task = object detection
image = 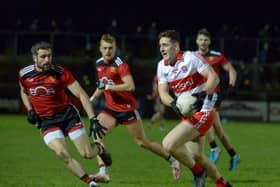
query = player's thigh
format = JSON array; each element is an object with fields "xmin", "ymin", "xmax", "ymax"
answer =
[
  {"xmin": 126, "ymin": 120, "xmax": 147, "ymax": 140},
  {"xmin": 213, "ymin": 111, "xmax": 225, "ymax": 135},
  {"xmin": 47, "ymin": 137, "xmax": 71, "ymax": 159},
  {"xmin": 163, "ymin": 121, "xmax": 200, "ymax": 150},
  {"xmin": 186, "ymin": 136, "xmax": 206, "ymax": 158},
  {"xmin": 97, "ymin": 112, "xmax": 117, "ymax": 134},
  {"xmin": 72, "ymin": 133, "xmax": 94, "ymax": 157}
]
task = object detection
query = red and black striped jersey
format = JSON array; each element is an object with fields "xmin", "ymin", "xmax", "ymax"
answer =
[
  {"xmin": 18, "ymin": 64, "xmax": 75, "ymax": 117},
  {"xmin": 195, "ymin": 50, "xmax": 228, "ymax": 93},
  {"xmin": 96, "ymin": 56, "xmax": 138, "ymax": 112}
]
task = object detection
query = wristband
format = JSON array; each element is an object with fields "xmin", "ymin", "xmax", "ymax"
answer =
[{"xmin": 105, "ymin": 84, "xmax": 110, "ymax": 90}]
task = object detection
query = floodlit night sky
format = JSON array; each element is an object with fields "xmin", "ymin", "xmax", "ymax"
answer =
[{"xmin": 0, "ymin": 0, "xmax": 278, "ymax": 34}]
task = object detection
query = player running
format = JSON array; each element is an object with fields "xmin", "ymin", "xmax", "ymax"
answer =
[
  {"xmin": 195, "ymin": 28, "xmax": 240, "ymax": 170},
  {"xmin": 89, "ymin": 34, "xmax": 181, "ymax": 183},
  {"xmin": 157, "ymin": 30, "xmax": 232, "ymax": 187},
  {"xmin": 19, "ymin": 41, "xmax": 111, "ymax": 187}
]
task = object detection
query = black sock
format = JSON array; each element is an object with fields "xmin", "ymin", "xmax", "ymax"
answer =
[
  {"xmin": 228, "ymin": 148, "xmax": 236, "ymax": 157},
  {"xmin": 80, "ymin": 174, "xmax": 92, "ymax": 184},
  {"xmin": 209, "ymin": 141, "xmax": 217, "ymax": 148}
]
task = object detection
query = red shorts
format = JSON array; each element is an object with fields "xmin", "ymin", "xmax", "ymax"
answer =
[{"xmin": 182, "ymin": 111, "xmax": 214, "ymax": 136}]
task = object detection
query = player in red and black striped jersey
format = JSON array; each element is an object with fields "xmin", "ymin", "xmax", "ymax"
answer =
[
  {"xmin": 18, "ymin": 41, "xmax": 111, "ymax": 187},
  {"xmin": 89, "ymin": 34, "xmax": 181, "ymax": 183},
  {"xmin": 195, "ymin": 28, "xmax": 240, "ymax": 171}
]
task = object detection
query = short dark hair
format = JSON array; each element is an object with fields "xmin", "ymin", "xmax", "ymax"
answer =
[
  {"xmin": 100, "ymin": 34, "xmax": 116, "ymax": 44},
  {"xmin": 158, "ymin": 30, "xmax": 181, "ymax": 43},
  {"xmin": 31, "ymin": 41, "xmax": 52, "ymax": 56},
  {"xmin": 197, "ymin": 28, "xmax": 211, "ymax": 38}
]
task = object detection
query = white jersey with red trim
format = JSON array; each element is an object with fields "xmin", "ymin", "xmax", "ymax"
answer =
[{"xmin": 157, "ymin": 51, "xmax": 216, "ymax": 111}]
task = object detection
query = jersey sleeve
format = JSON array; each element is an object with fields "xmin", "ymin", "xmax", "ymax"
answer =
[
  {"xmin": 157, "ymin": 61, "xmax": 167, "ymax": 85},
  {"xmin": 118, "ymin": 62, "xmax": 131, "ymax": 78},
  {"xmin": 220, "ymin": 55, "xmax": 228, "ymax": 66},
  {"xmin": 192, "ymin": 53, "xmax": 209, "ymax": 74},
  {"xmin": 61, "ymin": 67, "xmax": 76, "ymax": 86}
]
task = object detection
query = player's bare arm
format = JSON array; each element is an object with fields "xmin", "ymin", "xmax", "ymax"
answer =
[
  {"xmin": 108, "ymin": 74, "xmax": 135, "ymax": 92},
  {"xmin": 19, "ymin": 82, "xmax": 32, "ymax": 111},
  {"xmin": 90, "ymin": 88, "xmax": 104, "ymax": 103},
  {"xmin": 158, "ymin": 83, "xmax": 174, "ymax": 107},
  {"xmin": 200, "ymin": 66, "xmax": 220, "ymax": 94},
  {"xmin": 68, "ymin": 80, "xmax": 95, "ymax": 119},
  {"xmin": 223, "ymin": 63, "xmax": 237, "ymax": 86}
]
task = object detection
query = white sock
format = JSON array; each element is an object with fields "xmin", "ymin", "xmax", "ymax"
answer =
[
  {"xmin": 168, "ymin": 156, "xmax": 176, "ymax": 163},
  {"xmin": 99, "ymin": 166, "xmax": 107, "ymax": 175}
]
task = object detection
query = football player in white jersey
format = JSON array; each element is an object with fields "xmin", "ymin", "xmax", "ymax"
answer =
[{"xmin": 157, "ymin": 30, "xmax": 232, "ymax": 187}]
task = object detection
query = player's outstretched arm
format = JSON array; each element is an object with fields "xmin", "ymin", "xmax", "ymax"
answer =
[{"xmin": 68, "ymin": 80, "xmax": 95, "ymax": 119}]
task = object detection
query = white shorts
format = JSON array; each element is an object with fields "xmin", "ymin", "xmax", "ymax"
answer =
[{"xmin": 43, "ymin": 126, "xmax": 86, "ymax": 145}]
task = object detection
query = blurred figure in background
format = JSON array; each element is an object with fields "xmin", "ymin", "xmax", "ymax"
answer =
[
  {"xmin": 195, "ymin": 28, "xmax": 240, "ymax": 171},
  {"xmin": 147, "ymin": 75, "xmax": 166, "ymax": 131}
]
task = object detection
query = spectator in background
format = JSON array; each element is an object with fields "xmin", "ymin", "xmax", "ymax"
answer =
[
  {"xmin": 50, "ymin": 19, "xmax": 60, "ymax": 33},
  {"xmin": 89, "ymin": 34, "xmax": 181, "ymax": 183},
  {"xmin": 106, "ymin": 18, "xmax": 121, "ymax": 39},
  {"xmin": 29, "ymin": 18, "xmax": 39, "ymax": 32},
  {"xmin": 82, "ymin": 43, "xmax": 96, "ymax": 93},
  {"xmin": 18, "ymin": 41, "xmax": 111, "ymax": 187},
  {"xmin": 258, "ymin": 24, "xmax": 271, "ymax": 64},
  {"xmin": 148, "ymin": 21, "xmax": 158, "ymax": 42},
  {"xmin": 64, "ymin": 18, "xmax": 74, "ymax": 32},
  {"xmin": 195, "ymin": 28, "xmax": 240, "ymax": 171}
]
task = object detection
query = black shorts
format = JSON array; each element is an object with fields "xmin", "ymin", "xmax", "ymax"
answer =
[
  {"xmin": 102, "ymin": 107, "xmax": 141, "ymax": 125},
  {"xmin": 40, "ymin": 105, "xmax": 83, "ymax": 135},
  {"xmin": 214, "ymin": 93, "xmax": 223, "ymax": 109}
]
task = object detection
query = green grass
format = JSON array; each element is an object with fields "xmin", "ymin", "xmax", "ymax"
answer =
[{"xmin": 1, "ymin": 114, "xmax": 280, "ymax": 187}]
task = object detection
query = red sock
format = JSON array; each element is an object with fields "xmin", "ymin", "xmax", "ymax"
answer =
[
  {"xmin": 216, "ymin": 177, "xmax": 227, "ymax": 186},
  {"xmin": 191, "ymin": 163, "xmax": 203, "ymax": 175},
  {"xmin": 80, "ymin": 174, "xmax": 92, "ymax": 184}
]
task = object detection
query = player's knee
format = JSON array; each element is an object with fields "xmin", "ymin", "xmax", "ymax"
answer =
[
  {"xmin": 135, "ymin": 139, "xmax": 146, "ymax": 148},
  {"xmin": 194, "ymin": 153, "xmax": 204, "ymax": 163},
  {"xmin": 80, "ymin": 150, "xmax": 95, "ymax": 159},
  {"xmin": 162, "ymin": 139, "xmax": 176, "ymax": 153},
  {"xmin": 55, "ymin": 150, "xmax": 72, "ymax": 163}
]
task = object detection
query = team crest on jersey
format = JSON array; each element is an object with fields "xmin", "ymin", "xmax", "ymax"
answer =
[
  {"xmin": 110, "ymin": 67, "xmax": 116, "ymax": 72},
  {"xmin": 181, "ymin": 66, "xmax": 188, "ymax": 72},
  {"xmin": 209, "ymin": 56, "xmax": 214, "ymax": 61},
  {"xmin": 48, "ymin": 76, "xmax": 56, "ymax": 82},
  {"xmin": 172, "ymin": 69, "xmax": 178, "ymax": 74}
]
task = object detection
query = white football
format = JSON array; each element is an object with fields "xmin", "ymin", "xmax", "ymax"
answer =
[{"xmin": 176, "ymin": 92, "xmax": 197, "ymax": 117}]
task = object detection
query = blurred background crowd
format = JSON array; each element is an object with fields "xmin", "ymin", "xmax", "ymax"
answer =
[{"xmin": 0, "ymin": 14, "xmax": 279, "ymax": 118}]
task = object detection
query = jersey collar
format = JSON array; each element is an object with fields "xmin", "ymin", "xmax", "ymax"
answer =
[{"xmin": 164, "ymin": 51, "xmax": 183, "ymax": 66}]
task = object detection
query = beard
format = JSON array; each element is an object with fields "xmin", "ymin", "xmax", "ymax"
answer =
[{"xmin": 36, "ymin": 63, "xmax": 51, "ymax": 72}]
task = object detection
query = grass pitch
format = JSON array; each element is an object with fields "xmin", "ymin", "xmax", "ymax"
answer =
[{"xmin": 1, "ymin": 114, "xmax": 280, "ymax": 187}]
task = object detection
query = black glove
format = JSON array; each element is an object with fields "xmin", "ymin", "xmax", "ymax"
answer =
[
  {"xmin": 27, "ymin": 109, "xmax": 41, "ymax": 128},
  {"xmin": 96, "ymin": 80, "xmax": 108, "ymax": 90},
  {"xmin": 226, "ymin": 84, "xmax": 236, "ymax": 98},
  {"xmin": 170, "ymin": 100, "xmax": 183, "ymax": 118},
  {"xmin": 191, "ymin": 91, "xmax": 207, "ymax": 112},
  {"xmin": 89, "ymin": 117, "xmax": 107, "ymax": 139}
]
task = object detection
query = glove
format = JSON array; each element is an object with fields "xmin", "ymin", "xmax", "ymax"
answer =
[
  {"xmin": 96, "ymin": 80, "xmax": 110, "ymax": 90},
  {"xmin": 27, "ymin": 109, "xmax": 41, "ymax": 128},
  {"xmin": 226, "ymin": 84, "xmax": 236, "ymax": 98},
  {"xmin": 191, "ymin": 91, "xmax": 207, "ymax": 112},
  {"xmin": 89, "ymin": 117, "xmax": 107, "ymax": 139},
  {"xmin": 170, "ymin": 100, "xmax": 183, "ymax": 118}
]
